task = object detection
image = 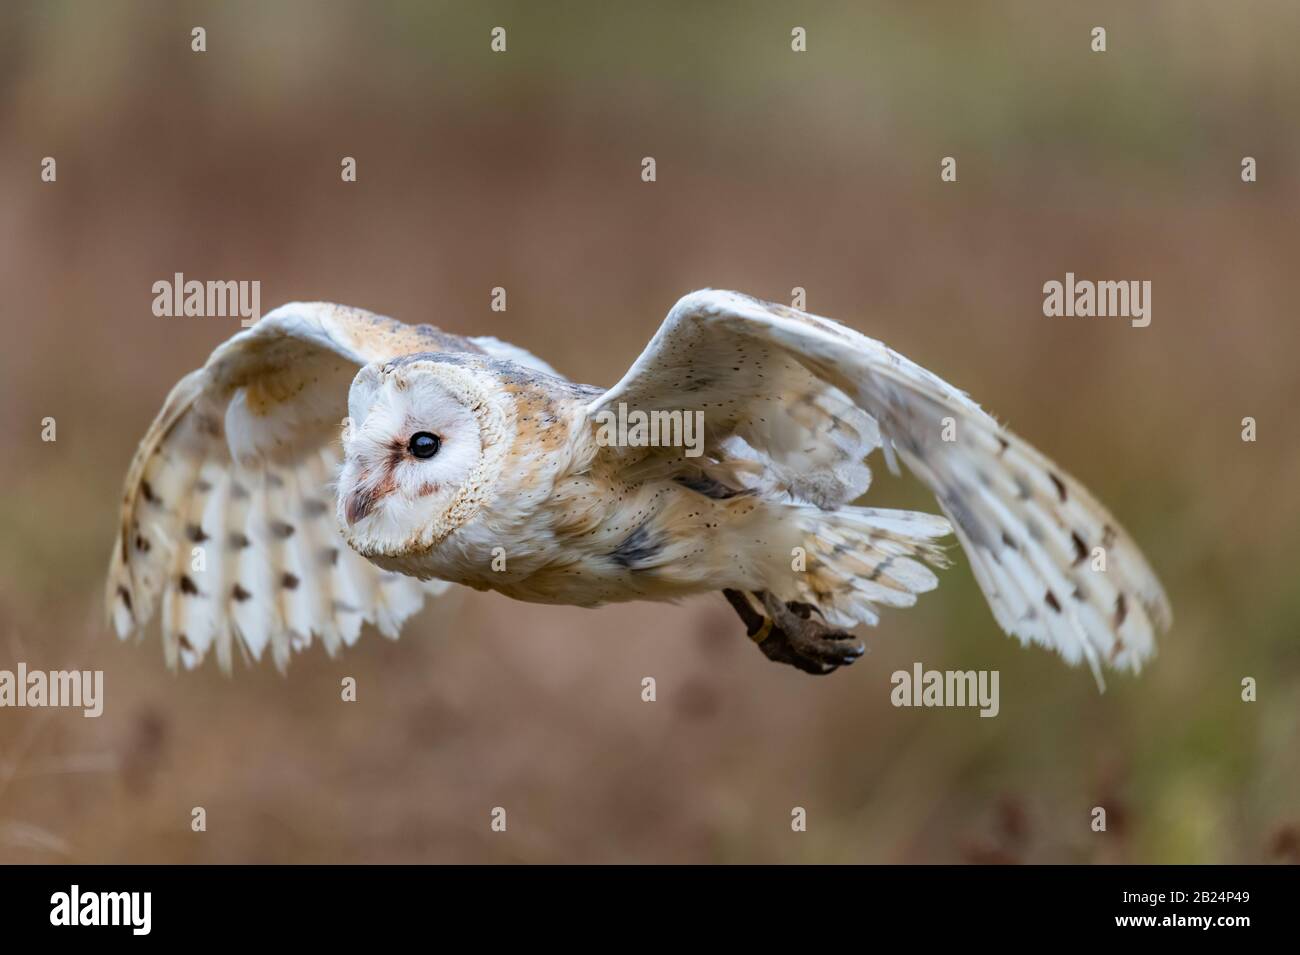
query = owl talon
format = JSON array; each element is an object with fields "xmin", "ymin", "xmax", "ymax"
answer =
[{"xmin": 722, "ymin": 589, "xmax": 865, "ymax": 675}]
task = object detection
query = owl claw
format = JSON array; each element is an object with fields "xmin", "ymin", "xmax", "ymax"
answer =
[{"xmin": 721, "ymin": 589, "xmax": 865, "ymax": 675}]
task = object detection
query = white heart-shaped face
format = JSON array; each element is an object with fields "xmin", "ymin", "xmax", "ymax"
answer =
[{"xmin": 337, "ymin": 360, "xmax": 486, "ymax": 557}]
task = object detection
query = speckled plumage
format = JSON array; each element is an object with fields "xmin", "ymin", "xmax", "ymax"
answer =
[{"xmin": 107, "ymin": 293, "xmax": 1170, "ymax": 681}]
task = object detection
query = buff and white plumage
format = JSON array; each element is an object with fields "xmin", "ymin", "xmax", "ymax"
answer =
[{"xmin": 106, "ymin": 291, "xmax": 1171, "ymax": 681}]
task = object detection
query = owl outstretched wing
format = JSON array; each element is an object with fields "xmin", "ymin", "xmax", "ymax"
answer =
[
  {"xmin": 590, "ymin": 290, "xmax": 1172, "ymax": 680},
  {"xmin": 106, "ymin": 302, "xmax": 535, "ymax": 671}
]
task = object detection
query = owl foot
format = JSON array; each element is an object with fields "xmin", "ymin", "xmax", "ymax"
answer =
[{"xmin": 722, "ymin": 589, "xmax": 865, "ymax": 675}]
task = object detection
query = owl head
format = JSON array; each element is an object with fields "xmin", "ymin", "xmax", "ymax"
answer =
[{"xmin": 336, "ymin": 355, "xmax": 510, "ymax": 560}]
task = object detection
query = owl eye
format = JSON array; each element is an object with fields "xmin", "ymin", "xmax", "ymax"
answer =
[{"xmin": 408, "ymin": 432, "xmax": 441, "ymax": 459}]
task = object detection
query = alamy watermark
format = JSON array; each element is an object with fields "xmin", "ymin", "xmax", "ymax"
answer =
[
  {"xmin": 891, "ymin": 662, "xmax": 999, "ymax": 717},
  {"xmin": 50, "ymin": 885, "xmax": 150, "ymax": 935},
  {"xmin": 1043, "ymin": 272, "xmax": 1151, "ymax": 328},
  {"xmin": 152, "ymin": 272, "xmax": 261, "ymax": 327},
  {"xmin": 0, "ymin": 664, "xmax": 103, "ymax": 717},
  {"xmin": 594, "ymin": 402, "xmax": 704, "ymax": 458}
]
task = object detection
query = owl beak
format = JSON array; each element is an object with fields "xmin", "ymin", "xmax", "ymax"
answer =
[{"xmin": 344, "ymin": 488, "xmax": 374, "ymax": 526}]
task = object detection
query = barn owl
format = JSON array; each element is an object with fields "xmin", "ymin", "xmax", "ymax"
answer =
[{"xmin": 106, "ymin": 291, "xmax": 1171, "ymax": 681}]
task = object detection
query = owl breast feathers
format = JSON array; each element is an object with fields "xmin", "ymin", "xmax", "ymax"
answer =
[{"xmin": 107, "ymin": 292, "xmax": 1171, "ymax": 682}]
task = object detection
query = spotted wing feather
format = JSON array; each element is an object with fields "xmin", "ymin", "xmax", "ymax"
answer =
[
  {"xmin": 105, "ymin": 302, "xmax": 511, "ymax": 670},
  {"xmin": 593, "ymin": 290, "xmax": 1172, "ymax": 680}
]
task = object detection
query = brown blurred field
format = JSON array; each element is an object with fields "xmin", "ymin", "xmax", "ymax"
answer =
[{"xmin": 1, "ymin": 1, "xmax": 1297, "ymax": 863}]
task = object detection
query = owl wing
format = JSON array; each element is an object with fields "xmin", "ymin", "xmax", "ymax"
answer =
[
  {"xmin": 106, "ymin": 302, "xmax": 513, "ymax": 671},
  {"xmin": 590, "ymin": 289, "xmax": 1172, "ymax": 678}
]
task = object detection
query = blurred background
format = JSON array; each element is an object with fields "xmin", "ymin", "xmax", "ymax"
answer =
[{"xmin": 1, "ymin": 0, "xmax": 1297, "ymax": 863}]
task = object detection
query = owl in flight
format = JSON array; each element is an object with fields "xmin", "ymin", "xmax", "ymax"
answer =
[{"xmin": 106, "ymin": 291, "xmax": 1171, "ymax": 681}]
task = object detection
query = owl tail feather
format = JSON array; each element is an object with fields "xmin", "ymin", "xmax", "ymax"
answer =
[{"xmin": 785, "ymin": 505, "xmax": 952, "ymax": 631}]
